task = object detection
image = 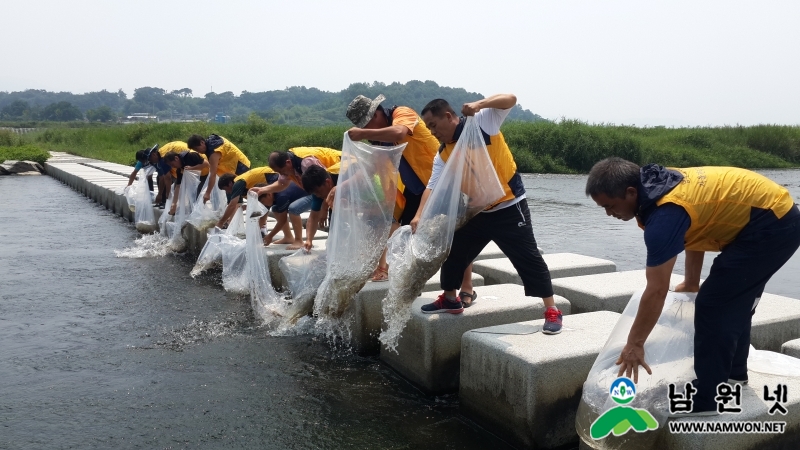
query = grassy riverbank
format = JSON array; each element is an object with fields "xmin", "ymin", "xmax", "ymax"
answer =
[
  {"xmin": 0, "ymin": 129, "xmax": 50, "ymax": 164},
  {"xmin": 21, "ymin": 117, "xmax": 800, "ymax": 173}
]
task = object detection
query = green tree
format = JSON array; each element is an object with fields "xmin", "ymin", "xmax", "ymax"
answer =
[
  {"xmin": 86, "ymin": 105, "xmax": 116, "ymax": 122},
  {"xmin": 1, "ymin": 100, "xmax": 30, "ymax": 119},
  {"xmin": 41, "ymin": 101, "xmax": 84, "ymax": 121}
]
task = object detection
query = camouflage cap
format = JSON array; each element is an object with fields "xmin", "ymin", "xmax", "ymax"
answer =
[{"xmin": 346, "ymin": 94, "xmax": 386, "ymax": 128}]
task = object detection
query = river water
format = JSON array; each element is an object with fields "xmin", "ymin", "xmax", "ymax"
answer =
[{"xmin": 1, "ymin": 170, "xmax": 798, "ymax": 449}]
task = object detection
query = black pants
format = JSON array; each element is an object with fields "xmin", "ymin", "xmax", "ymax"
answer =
[
  {"xmin": 440, "ymin": 201, "xmax": 554, "ymax": 298},
  {"xmin": 398, "ymin": 191, "xmax": 423, "ymax": 226},
  {"xmin": 692, "ymin": 206, "xmax": 800, "ymax": 411}
]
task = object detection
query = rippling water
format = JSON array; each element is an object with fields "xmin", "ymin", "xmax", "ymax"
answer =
[
  {"xmin": 0, "ymin": 176, "xmax": 509, "ymax": 450},
  {"xmin": 1, "ymin": 169, "xmax": 798, "ymax": 450}
]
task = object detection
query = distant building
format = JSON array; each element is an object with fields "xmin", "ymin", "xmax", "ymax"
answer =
[
  {"xmin": 214, "ymin": 112, "xmax": 231, "ymax": 124},
  {"xmin": 123, "ymin": 113, "xmax": 158, "ymax": 124}
]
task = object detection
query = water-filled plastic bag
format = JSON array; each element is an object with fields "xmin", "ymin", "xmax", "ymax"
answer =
[
  {"xmin": 380, "ymin": 116, "xmax": 504, "ymax": 351},
  {"xmin": 245, "ymin": 191, "xmax": 283, "ymax": 321},
  {"xmin": 187, "ymin": 175, "xmax": 228, "ymax": 232},
  {"xmin": 312, "ymin": 133, "xmax": 405, "ymax": 325},
  {"xmin": 134, "ymin": 166, "xmax": 157, "ymax": 233},
  {"xmin": 279, "ymin": 248, "xmax": 327, "ymax": 326}
]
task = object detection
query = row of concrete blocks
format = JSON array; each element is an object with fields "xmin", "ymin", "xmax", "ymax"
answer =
[
  {"xmin": 387, "ymin": 268, "xmax": 800, "ymax": 449},
  {"xmin": 47, "ymin": 158, "xmax": 800, "ymax": 448}
]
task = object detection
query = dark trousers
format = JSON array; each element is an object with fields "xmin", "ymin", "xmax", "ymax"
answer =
[
  {"xmin": 440, "ymin": 201, "xmax": 554, "ymax": 298},
  {"xmin": 692, "ymin": 207, "xmax": 800, "ymax": 411}
]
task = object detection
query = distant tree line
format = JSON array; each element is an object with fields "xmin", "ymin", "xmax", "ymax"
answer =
[{"xmin": 0, "ymin": 81, "xmax": 546, "ymax": 125}]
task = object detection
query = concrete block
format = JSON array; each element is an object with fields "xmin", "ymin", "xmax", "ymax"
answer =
[
  {"xmin": 460, "ymin": 311, "xmax": 620, "ymax": 450},
  {"xmin": 752, "ymin": 293, "xmax": 800, "ymax": 352},
  {"xmin": 267, "ymin": 241, "xmax": 327, "ymax": 289},
  {"xmin": 380, "ymin": 284, "xmax": 572, "ymax": 394},
  {"xmin": 782, "ymin": 338, "xmax": 800, "ymax": 358},
  {"xmin": 351, "ymin": 270, "xmax": 486, "ymax": 355},
  {"xmin": 473, "ymin": 253, "xmax": 616, "ymax": 286},
  {"xmin": 552, "ymin": 270, "xmax": 686, "ymax": 314},
  {"xmin": 580, "ymin": 371, "xmax": 800, "ymax": 449}
]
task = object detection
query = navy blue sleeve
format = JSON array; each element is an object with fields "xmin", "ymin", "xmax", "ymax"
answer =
[
  {"xmin": 644, "ymin": 203, "xmax": 691, "ymax": 267},
  {"xmin": 310, "ymin": 195, "xmax": 323, "ymax": 212}
]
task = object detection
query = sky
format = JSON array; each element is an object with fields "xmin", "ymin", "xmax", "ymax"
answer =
[{"xmin": 3, "ymin": 0, "xmax": 799, "ymax": 127}]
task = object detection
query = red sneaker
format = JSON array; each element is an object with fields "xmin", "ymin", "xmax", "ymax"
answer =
[{"xmin": 421, "ymin": 293, "xmax": 464, "ymax": 315}]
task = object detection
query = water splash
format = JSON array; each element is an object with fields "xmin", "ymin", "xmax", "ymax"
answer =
[{"xmin": 114, "ymin": 233, "xmax": 172, "ymax": 258}]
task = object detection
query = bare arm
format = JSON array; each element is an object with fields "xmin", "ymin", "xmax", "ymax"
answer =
[
  {"xmin": 204, "ymin": 153, "xmax": 221, "ymax": 202},
  {"xmin": 169, "ymin": 183, "xmax": 181, "ymax": 215},
  {"xmin": 462, "ymin": 94, "xmax": 518, "ymax": 116},
  {"xmin": 675, "ymin": 250, "xmax": 704, "ymax": 292},
  {"xmin": 185, "ymin": 159, "xmax": 209, "ymax": 172},
  {"xmin": 127, "ymin": 168, "xmax": 140, "ymax": 186},
  {"xmin": 216, "ymin": 196, "xmax": 240, "ymax": 228},
  {"xmin": 348, "ymin": 125, "xmax": 409, "ymax": 143},
  {"xmin": 252, "ymin": 178, "xmax": 290, "ymax": 196},
  {"xmin": 303, "ymin": 207, "xmax": 324, "ymax": 251},
  {"xmin": 616, "ymin": 255, "xmax": 677, "ymax": 383}
]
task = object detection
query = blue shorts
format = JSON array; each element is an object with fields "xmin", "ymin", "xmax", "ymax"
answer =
[{"xmin": 273, "ymin": 183, "xmax": 309, "ymax": 214}]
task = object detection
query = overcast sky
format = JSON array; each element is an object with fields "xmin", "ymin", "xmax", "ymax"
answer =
[{"xmin": 3, "ymin": 0, "xmax": 798, "ymax": 126}]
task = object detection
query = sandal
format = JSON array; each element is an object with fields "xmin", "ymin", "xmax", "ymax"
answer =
[
  {"xmin": 371, "ymin": 266, "xmax": 389, "ymax": 282},
  {"xmin": 459, "ymin": 290, "xmax": 477, "ymax": 308}
]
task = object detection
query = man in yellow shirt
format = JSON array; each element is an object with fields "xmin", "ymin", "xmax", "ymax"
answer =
[
  {"xmin": 415, "ymin": 95, "xmax": 562, "ymax": 333},
  {"xmin": 586, "ymin": 158, "xmax": 800, "ymax": 416},
  {"xmin": 146, "ymin": 141, "xmax": 191, "ymax": 207},
  {"xmin": 253, "ymin": 147, "xmax": 341, "ymax": 250},
  {"xmin": 187, "ymin": 134, "xmax": 251, "ymax": 204},
  {"xmin": 346, "ymin": 94, "xmax": 441, "ymax": 283},
  {"xmin": 216, "ymin": 167, "xmax": 306, "ymax": 244}
]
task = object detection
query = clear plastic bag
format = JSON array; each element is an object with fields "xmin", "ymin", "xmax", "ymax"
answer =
[
  {"xmin": 123, "ymin": 184, "xmax": 137, "ymax": 213},
  {"xmin": 186, "ymin": 175, "xmax": 228, "ymax": 232},
  {"xmin": 191, "ymin": 228, "xmax": 225, "ymax": 277},
  {"xmin": 245, "ymin": 191, "xmax": 283, "ymax": 322},
  {"xmin": 380, "ymin": 116, "xmax": 504, "ymax": 351},
  {"xmin": 313, "ymin": 133, "xmax": 405, "ymax": 323},
  {"xmin": 163, "ymin": 170, "xmax": 200, "ymax": 253},
  {"xmin": 191, "ymin": 208, "xmax": 244, "ymax": 278},
  {"xmin": 279, "ymin": 248, "xmax": 328, "ymax": 326},
  {"xmin": 220, "ymin": 234, "xmax": 247, "ymax": 293},
  {"xmin": 134, "ymin": 166, "xmax": 157, "ymax": 234},
  {"xmin": 576, "ymin": 290, "xmax": 697, "ymax": 449},
  {"xmin": 157, "ymin": 184, "xmax": 173, "ymax": 234}
]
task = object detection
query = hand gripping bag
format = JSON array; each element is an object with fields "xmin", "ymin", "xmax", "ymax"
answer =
[
  {"xmin": 279, "ymin": 248, "xmax": 328, "ymax": 327},
  {"xmin": 380, "ymin": 116, "xmax": 504, "ymax": 352},
  {"xmin": 187, "ymin": 175, "xmax": 228, "ymax": 231},
  {"xmin": 312, "ymin": 133, "xmax": 405, "ymax": 323},
  {"xmin": 245, "ymin": 191, "xmax": 283, "ymax": 322},
  {"xmin": 134, "ymin": 166, "xmax": 157, "ymax": 233},
  {"xmin": 576, "ymin": 290, "xmax": 697, "ymax": 449}
]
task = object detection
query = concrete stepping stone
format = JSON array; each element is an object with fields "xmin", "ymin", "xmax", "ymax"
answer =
[
  {"xmin": 351, "ymin": 270, "xmax": 486, "ymax": 354},
  {"xmin": 460, "ymin": 311, "xmax": 620, "ymax": 450},
  {"xmin": 782, "ymin": 338, "xmax": 800, "ymax": 358},
  {"xmin": 473, "ymin": 253, "xmax": 616, "ymax": 286},
  {"xmin": 380, "ymin": 283, "xmax": 572, "ymax": 394},
  {"xmin": 752, "ymin": 293, "xmax": 800, "ymax": 352},
  {"xmin": 551, "ymin": 270, "xmax": 685, "ymax": 314}
]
